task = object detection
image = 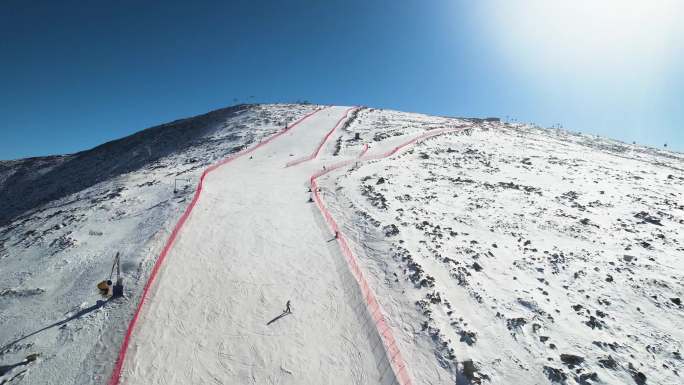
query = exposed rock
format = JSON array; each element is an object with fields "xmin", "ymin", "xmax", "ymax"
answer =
[
  {"xmin": 543, "ymin": 366, "xmax": 567, "ymax": 383},
  {"xmin": 628, "ymin": 363, "xmax": 647, "ymax": 385},
  {"xmin": 382, "ymin": 224, "xmax": 399, "ymax": 237},
  {"xmin": 585, "ymin": 316, "xmax": 606, "ymax": 330},
  {"xmin": 459, "ymin": 330, "xmax": 477, "ymax": 346},
  {"xmin": 0, "ymin": 288, "xmax": 45, "ymax": 298},
  {"xmin": 461, "ymin": 360, "xmax": 488, "ymax": 384},
  {"xmin": 471, "ymin": 262, "xmax": 483, "ymax": 272},
  {"xmin": 577, "ymin": 372, "xmax": 599, "ymax": 385},
  {"xmin": 506, "ymin": 317, "xmax": 526, "ymax": 331},
  {"xmin": 560, "ymin": 353, "xmax": 585, "ymax": 368},
  {"xmin": 598, "ymin": 355, "xmax": 618, "ymax": 370},
  {"xmin": 634, "ymin": 211, "xmax": 662, "ymax": 226}
]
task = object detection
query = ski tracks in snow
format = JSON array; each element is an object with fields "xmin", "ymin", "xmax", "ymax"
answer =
[
  {"xmin": 111, "ymin": 104, "xmax": 468, "ymax": 385},
  {"xmin": 115, "ymin": 107, "xmax": 386, "ymax": 385}
]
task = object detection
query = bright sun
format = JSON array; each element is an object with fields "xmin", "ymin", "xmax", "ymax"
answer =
[{"xmin": 476, "ymin": 0, "xmax": 683, "ymax": 77}]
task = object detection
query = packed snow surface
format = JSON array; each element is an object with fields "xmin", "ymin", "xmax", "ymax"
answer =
[
  {"xmin": 1, "ymin": 104, "xmax": 682, "ymax": 385},
  {"xmin": 117, "ymin": 107, "xmax": 395, "ymax": 385}
]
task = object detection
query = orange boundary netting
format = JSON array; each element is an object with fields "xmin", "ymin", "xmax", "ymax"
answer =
[
  {"xmin": 310, "ymin": 126, "xmax": 466, "ymax": 385},
  {"xmin": 107, "ymin": 107, "xmax": 324, "ymax": 385},
  {"xmin": 285, "ymin": 106, "xmax": 360, "ymax": 167}
]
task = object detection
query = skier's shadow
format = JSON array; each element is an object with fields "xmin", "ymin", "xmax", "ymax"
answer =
[
  {"xmin": 266, "ymin": 311, "xmax": 291, "ymax": 326},
  {"xmin": 0, "ymin": 360, "xmax": 28, "ymax": 376},
  {"xmin": 0, "ymin": 298, "xmax": 113, "ymax": 353},
  {"xmin": 0, "ymin": 355, "xmax": 37, "ymax": 376}
]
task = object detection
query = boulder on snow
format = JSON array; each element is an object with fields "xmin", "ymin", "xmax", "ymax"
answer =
[
  {"xmin": 560, "ymin": 353, "xmax": 584, "ymax": 368},
  {"xmin": 543, "ymin": 366, "xmax": 567, "ymax": 383},
  {"xmin": 577, "ymin": 372, "xmax": 598, "ymax": 385},
  {"xmin": 471, "ymin": 262, "xmax": 483, "ymax": 272},
  {"xmin": 461, "ymin": 360, "xmax": 489, "ymax": 383},
  {"xmin": 598, "ymin": 355, "xmax": 618, "ymax": 369},
  {"xmin": 628, "ymin": 363, "xmax": 647, "ymax": 385},
  {"xmin": 634, "ymin": 211, "xmax": 662, "ymax": 226},
  {"xmin": 383, "ymin": 224, "xmax": 399, "ymax": 237}
]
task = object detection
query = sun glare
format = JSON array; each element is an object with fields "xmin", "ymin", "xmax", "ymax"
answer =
[{"xmin": 477, "ymin": 0, "xmax": 683, "ymax": 78}]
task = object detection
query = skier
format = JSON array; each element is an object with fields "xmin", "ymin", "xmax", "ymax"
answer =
[
  {"xmin": 285, "ymin": 300, "xmax": 291, "ymax": 314},
  {"xmin": 334, "ymin": 231, "xmax": 339, "ymax": 239}
]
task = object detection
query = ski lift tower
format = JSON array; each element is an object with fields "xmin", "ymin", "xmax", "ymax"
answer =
[{"xmin": 111, "ymin": 252, "xmax": 124, "ymax": 297}]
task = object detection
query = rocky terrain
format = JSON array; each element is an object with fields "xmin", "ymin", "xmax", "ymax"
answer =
[
  {"xmin": 1, "ymin": 103, "xmax": 682, "ymax": 385},
  {"xmin": 324, "ymin": 109, "xmax": 684, "ymax": 384},
  {"xmin": 0, "ymin": 104, "xmax": 317, "ymax": 384}
]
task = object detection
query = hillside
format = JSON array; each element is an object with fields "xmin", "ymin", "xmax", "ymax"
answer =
[{"xmin": 1, "ymin": 104, "xmax": 682, "ymax": 385}]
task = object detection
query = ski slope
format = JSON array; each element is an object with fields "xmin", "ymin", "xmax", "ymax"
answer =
[
  {"xmin": 115, "ymin": 107, "xmax": 401, "ymax": 385},
  {"xmin": 0, "ymin": 104, "xmax": 326, "ymax": 385},
  {"xmin": 2, "ymin": 103, "xmax": 681, "ymax": 385}
]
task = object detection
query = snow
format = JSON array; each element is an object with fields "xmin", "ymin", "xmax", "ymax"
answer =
[
  {"xmin": 118, "ymin": 106, "xmax": 397, "ymax": 385},
  {"xmin": 1, "ymin": 104, "xmax": 682, "ymax": 385},
  {"xmin": 0, "ymin": 104, "xmax": 318, "ymax": 384},
  {"xmin": 324, "ymin": 113, "xmax": 684, "ymax": 384}
]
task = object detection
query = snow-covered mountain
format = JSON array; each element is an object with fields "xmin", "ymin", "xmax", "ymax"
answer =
[
  {"xmin": 1, "ymin": 104, "xmax": 682, "ymax": 385},
  {"xmin": 0, "ymin": 104, "xmax": 318, "ymax": 384}
]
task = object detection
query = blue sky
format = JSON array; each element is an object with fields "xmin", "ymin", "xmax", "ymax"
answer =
[{"xmin": 1, "ymin": 0, "xmax": 682, "ymax": 160}]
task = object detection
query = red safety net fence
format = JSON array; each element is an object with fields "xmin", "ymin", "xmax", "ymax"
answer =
[
  {"xmin": 107, "ymin": 107, "xmax": 323, "ymax": 385},
  {"xmin": 310, "ymin": 127, "xmax": 465, "ymax": 385},
  {"xmin": 285, "ymin": 106, "xmax": 360, "ymax": 167}
]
